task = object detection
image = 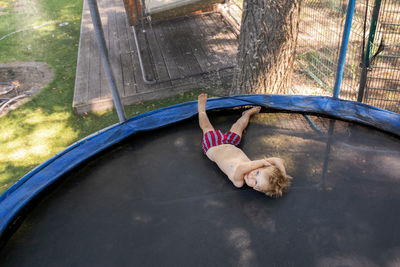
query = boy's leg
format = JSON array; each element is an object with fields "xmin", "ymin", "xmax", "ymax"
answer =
[
  {"xmin": 229, "ymin": 106, "xmax": 261, "ymax": 136},
  {"xmin": 198, "ymin": 94, "xmax": 215, "ymax": 134}
]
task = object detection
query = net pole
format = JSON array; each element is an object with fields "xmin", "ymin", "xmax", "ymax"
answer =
[
  {"xmin": 357, "ymin": 0, "xmax": 382, "ymax": 102},
  {"xmin": 87, "ymin": 0, "xmax": 127, "ymax": 122},
  {"xmin": 333, "ymin": 0, "xmax": 356, "ymax": 99}
]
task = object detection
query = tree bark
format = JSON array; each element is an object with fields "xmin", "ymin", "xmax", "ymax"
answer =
[{"xmin": 230, "ymin": 0, "xmax": 301, "ymax": 95}]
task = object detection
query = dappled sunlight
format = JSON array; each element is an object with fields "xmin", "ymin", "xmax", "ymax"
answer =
[
  {"xmin": 258, "ymin": 134, "xmax": 322, "ymax": 169},
  {"xmin": 132, "ymin": 213, "xmax": 152, "ymax": 224},
  {"xmin": 24, "ymin": 109, "xmax": 71, "ymax": 124},
  {"xmin": 0, "ymin": 127, "xmax": 15, "ymax": 141},
  {"xmin": 330, "ymin": 144, "xmax": 400, "ymax": 186},
  {"xmin": 0, "ymin": 161, "xmax": 35, "ymax": 194},
  {"xmin": 10, "ymin": 0, "xmax": 40, "ymax": 31},
  {"xmin": 243, "ymin": 201, "xmax": 276, "ymax": 233},
  {"xmin": 225, "ymin": 228, "xmax": 256, "ymax": 266},
  {"xmin": 316, "ymin": 254, "xmax": 379, "ymax": 267},
  {"xmin": 203, "ymin": 199, "xmax": 225, "ymax": 208},
  {"xmin": 24, "ymin": 110, "xmax": 48, "ymax": 124},
  {"xmin": 0, "ymin": 110, "xmax": 78, "ymax": 170},
  {"xmin": 259, "ymin": 134, "xmax": 310, "ymax": 150},
  {"xmin": 44, "ymin": 2, "xmax": 83, "ymax": 22},
  {"xmin": 0, "ymin": 0, "xmax": 87, "ymax": 195},
  {"xmin": 1, "ymin": 0, "xmax": 79, "ymax": 48},
  {"xmin": 370, "ymin": 154, "xmax": 400, "ymax": 180},
  {"xmin": 173, "ymin": 137, "xmax": 185, "ymax": 147},
  {"xmin": 12, "ymin": 0, "xmax": 39, "ymax": 16},
  {"xmin": 3, "ymin": 139, "xmax": 27, "ymax": 154},
  {"xmin": 30, "ymin": 143, "xmax": 50, "ymax": 156},
  {"xmin": 6, "ymin": 148, "xmax": 29, "ymax": 161},
  {"xmin": 386, "ymin": 248, "xmax": 400, "ymax": 267},
  {"xmin": 31, "ymin": 126, "xmax": 64, "ymax": 139}
]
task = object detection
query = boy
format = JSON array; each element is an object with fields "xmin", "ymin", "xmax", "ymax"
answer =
[{"xmin": 198, "ymin": 94, "xmax": 291, "ymax": 197}]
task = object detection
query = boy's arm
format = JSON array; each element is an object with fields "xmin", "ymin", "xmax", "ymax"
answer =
[{"xmin": 232, "ymin": 159, "xmax": 270, "ymax": 187}]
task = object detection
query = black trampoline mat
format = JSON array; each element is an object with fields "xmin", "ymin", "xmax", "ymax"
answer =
[{"xmin": 1, "ymin": 111, "xmax": 400, "ymax": 266}]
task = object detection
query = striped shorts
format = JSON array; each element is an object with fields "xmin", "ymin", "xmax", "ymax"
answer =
[{"xmin": 202, "ymin": 130, "xmax": 241, "ymax": 154}]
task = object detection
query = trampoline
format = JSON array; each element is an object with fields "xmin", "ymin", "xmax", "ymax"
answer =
[{"xmin": 1, "ymin": 95, "xmax": 400, "ymax": 266}]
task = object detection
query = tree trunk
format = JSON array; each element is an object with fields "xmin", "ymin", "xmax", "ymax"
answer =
[{"xmin": 230, "ymin": 0, "xmax": 301, "ymax": 95}]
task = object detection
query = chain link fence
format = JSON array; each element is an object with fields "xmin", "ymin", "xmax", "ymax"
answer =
[
  {"xmin": 226, "ymin": 0, "xmax": 400, "ymax": 113},
  {"xmin": 362, "ymin": 0, "xmax": 400, "ymax": 112},
  {"xmin": 297, "ymin": 0, "xmax": 400, "ymax": 112}
]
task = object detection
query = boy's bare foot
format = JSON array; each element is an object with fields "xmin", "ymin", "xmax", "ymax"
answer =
[
  {"xmin": 242, "ymin": 106, "xmax": 261, "ymax": 117},
  {"xmin": 198, "ymin": 93, "xmax": 207, "ymax": 112}
]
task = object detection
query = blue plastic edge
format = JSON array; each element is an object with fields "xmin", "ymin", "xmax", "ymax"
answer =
[{"xmin": 1, "ymin": 94, "xmax": 400, "ymax": 235}]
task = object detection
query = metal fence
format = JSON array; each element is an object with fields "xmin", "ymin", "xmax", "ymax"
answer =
[
  {"xmin": 298, "ymin": 0, "xmax": 400, "ymax": 112},
  {"xmin": 226, "ymin": 0, "xmax": 400, "ymax": 112},
  {"xmin": 362, "ymin": 0, "xmax": 400, "ymax": 112}
]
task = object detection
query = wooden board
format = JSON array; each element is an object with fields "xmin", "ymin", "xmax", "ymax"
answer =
[{"xmin": 73, "ymin": 0, "xmax": 238, "ymax": 114}]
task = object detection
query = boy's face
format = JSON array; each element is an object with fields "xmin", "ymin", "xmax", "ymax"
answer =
[{"xmin": 244, "ymin": 166, "xmax": 274, "ymax": 192}]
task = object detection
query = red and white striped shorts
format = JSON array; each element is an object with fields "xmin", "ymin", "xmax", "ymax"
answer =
[{"xmin": 202, "ymin": 130, "xmax": 241, "ymax": 154}]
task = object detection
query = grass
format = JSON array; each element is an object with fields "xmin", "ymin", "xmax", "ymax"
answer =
[{"xmin": 0, "ymin": 0, "xmax": 213, "ymax": 195}]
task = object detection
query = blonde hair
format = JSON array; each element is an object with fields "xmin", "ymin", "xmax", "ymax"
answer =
[{"xmin": 262, "ymin": 165, "xmax": 292, "ymax": 197}]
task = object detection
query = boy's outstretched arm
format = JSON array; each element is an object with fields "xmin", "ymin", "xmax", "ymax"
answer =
[{"xmin": 231, "ymin": 160, "xmax": 270, "ymax": 187}]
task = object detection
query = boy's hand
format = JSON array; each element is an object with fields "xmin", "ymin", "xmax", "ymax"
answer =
[
  {"xmin": 263, "ymin": 159, "xmax": 272, "ymax": 167},
  {"xmin": 265, "ymin": 157, "xmax": 286, "ymax": 175}
]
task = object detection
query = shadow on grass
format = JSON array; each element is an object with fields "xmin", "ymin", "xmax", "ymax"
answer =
[
  {"xmin": 0, "ymin": 85, "xmax": 219, "ymax": 195},
  {"xmin": 0, "ymin": 163, "xmax": 38, "ymax": 195},
  {"xmin": 0, "ymin": 0, "xmax": 228, "ymax": 195}
]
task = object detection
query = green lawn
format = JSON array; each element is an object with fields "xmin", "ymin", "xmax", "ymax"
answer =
[{"xmin": 0, "ymin": 0, "xmax": 211, "ymax": 194}]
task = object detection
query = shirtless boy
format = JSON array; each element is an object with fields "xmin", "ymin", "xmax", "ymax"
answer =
[{"xmin": 198, "ymin": 94, "xmax": 291, "ymax": 197}]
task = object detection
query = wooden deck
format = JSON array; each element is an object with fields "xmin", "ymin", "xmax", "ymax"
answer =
[{"xmin": 73, "ymin": 0, "xmax": 238, "ymax": 113}]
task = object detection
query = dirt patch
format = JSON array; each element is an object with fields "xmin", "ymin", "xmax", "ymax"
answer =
[
  {"xmin": 291, "ymin": 61, "xmax": 330, "ymax": 96},
  {"xmin": 0, "ymin": 62, "xmax": 54, "ymax": 116}
]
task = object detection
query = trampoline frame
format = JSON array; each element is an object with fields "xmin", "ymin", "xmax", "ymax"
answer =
[
  {"xmin": 2, "ymin": 0, "xmax": 400, "ymax": 249},
  {"xmin": 1, "ymin": 94, "xmax": 400, "ymax": 240}
]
